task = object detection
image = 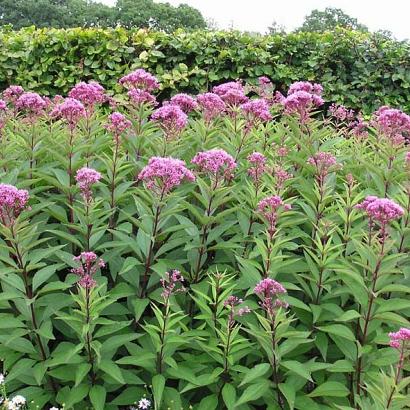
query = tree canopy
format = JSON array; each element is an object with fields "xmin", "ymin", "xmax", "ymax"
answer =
[{"xmin": 0, "ymin": 0, "xmax": 207, "ymax": 31}]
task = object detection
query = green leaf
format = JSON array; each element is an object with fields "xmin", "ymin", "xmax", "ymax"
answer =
[
  {"xmin": 222, "ymin": 384, "xmax": 236, "ymax": 409},
  {"xmin": 279, "ymin": 383, "xmax": 295, "ymax": 410},
  {"xmin": 316, "ymin": 324, "xmax": 355, "ymax": 341},
  {"xmin": 308, "ymin": 381, "xmax": 350, "ymax": 397},
  {"xmin": 152, "ymin": 374, "xmax": 165, "ymax": 410},
  {"xmin": 90, "ymin": 385, "xmax": 106, "ymax": 410},
  {"xmin": 281, "ymin": 361, "xmax": 312, "ymax": 381},
  {"xmin": 98, "ymin": 360, "xmax": 125, "ymax": 384},
  {"xmin": 235, "ymin": 380, "xmax": 270, "ymax": 406},
  {"xmin": 239, "ymin": 363, "xmax": 271, "ymax": 386}
]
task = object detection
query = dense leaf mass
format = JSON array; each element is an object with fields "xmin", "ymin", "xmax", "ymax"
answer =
[{"xmin": 0, "ymin": 73, "xmax": 409, "ymax": 410}]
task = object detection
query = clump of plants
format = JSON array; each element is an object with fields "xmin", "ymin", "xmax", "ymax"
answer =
[{"xmin": 0, "ymin": 72, "xmax": 409, "ymax": 410}]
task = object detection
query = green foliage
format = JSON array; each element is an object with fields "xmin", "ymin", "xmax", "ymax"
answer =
[
  {"xmin": 0, "ymin": 0, "xmax": 206, "ymax": 32},
  {"xmin": 298, "ymin": 7, "xmax": 368, "ymax": 33},
  {"xmin": 1, "ymin": 27, "xmax": 410, "ymax": 113}
]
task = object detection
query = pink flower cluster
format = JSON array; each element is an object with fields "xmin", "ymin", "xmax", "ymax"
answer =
[
  {"xmin": 224, "ymin": 295, "xmax": 251, "ymax": 326},
  {"xmin": 329, "ymin": 103, "xmax": 355, "ymax": 122},
  {"xmin": 355, "ymin": 196, "xmax": 404, "ymax": 225},
  {"xmin": 197, "ymin": 93, "xmax": 226, "ymax": 123},
  {"xmin": 288, "ymin": 81, "xmax": 323, "ymax": 96},
  {"xmin": 170, "ymin": 94, "xmax": 198, "ymax": 113},
  {"xmin": 106, "ymin": 112, "xmax": 132, "ymax": 141},
  {"xmin": 283, "ymin": 91, "xmax": 324, "ymax": 123},
  {"xmin": 2, "ymin": 85, "xmax": 24, "ymax": 104},
  {"xmin": 138, "ymin": 156, "xmax": 195, "ymax": 195},
  {"xmin": 258, "ymin": 195, "xmax": 291, "ymax": 234},
  {"xmin": 373, "ymin": 106, "xmax": 410, "ymax": 145},
  {"xmin": 16, "ymin": 92, "xmax": 47, "ymax": 116},
  {"xmin": 213, "ymin": 81, "xmax": 248, "ymax": 106},
  {"xmin": 151, "ymin": 104, "xmax": 188, "ymax": 140},
  {"xmin": 119, "ymin": 69, "xmax": 160, "ymax": 91},
  {"xmin": 75, "ymin": 167, "xmax": 102, "ymax": 203},
  {"xmin": 389, "ymin": 327, "xmax": 410, "ymax": 349},
  {"xmin": 274, "ymin": 166, "xmax": 293, "ymax": 191},
  {"xmin": 127, "ymin": 89, "xmax": 157, "ymax": 107},
  {"xmin": 191, "ymin": 149, "xmax": 236, "ymax": 180},
  {"xmin": 240, "ymin": 98, "xmax": 273, "ymax": 127},
  {"xmin": 307, "ymin": 152, "xmax": 339, "ymax": 177},
  {"xmin": 0, "ymin": 184, "xmax": 30, "ymax": 226},
  {"xmin": 160, "ymin": 270, "xmax": 186, "ymax": 300},
  {"xmin": 71, "ymin": 251, "xmax": 105, "ymax": 289},
  {"xmin": 247, "ymin": 152, "xmax": 266, "ymax": 182},
  {"xmin": 254, "ymin": 278, "xmax": 288, "ymax": 316},
  {"xmin": 51, "ymin": 98, "xmax": 86, "ymax": 129},
  {"xmin": 68, "ymin": 81, "xmax": 106, "ymax": 109}
]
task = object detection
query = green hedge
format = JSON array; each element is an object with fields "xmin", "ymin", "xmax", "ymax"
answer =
[{"xmin": 1, "ymin": 26, "xmax": 410, "ymax": 112}]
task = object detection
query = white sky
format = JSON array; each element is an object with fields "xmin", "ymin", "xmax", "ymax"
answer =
[{"xmin": 98, "ymin": 0, "xmax": 410, "ymax": 40}]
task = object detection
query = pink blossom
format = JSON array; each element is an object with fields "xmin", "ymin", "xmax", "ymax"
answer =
[
  {"xmin": 170, "ymin": 94, "xmax": 198, "ymax": 113},
  {"xmin": 372, "ymin": 106, "xmax": 410, "ymax": 145},
  {"xmin": 288, "ymin": 81, "xmax": 323, "ymax": 96},
  {"xmin": 75, "ymin": 167, "xmax": 101, "ymax": 203},
  {"xmin": 258, "ymin": 195, "xmax": 291, "ymax": 234},
  {"xmin": 283, "ymin": 90, "xmax": 324, "ymax": 123},
  {"xmin": 329, "ymin": 103, "xmax": 355, "ymax": 122},
  {"xmin": 0, "ymin": 184, "xmax": 30, "ymax": 226},
  {"xmin": 127, "ymin": 89, "xmax": 157, "ymax": 107},
  {"xmin": 254, "ymin": 278, "xmax": 288, "ymax": 316},
  {"xmin": 277, "ymin": 146, "xmax": 289, "ymax": 157},
  {"xmin": 307, "ymin": 152, "xmax": 339, "ymax": 177},
  {"xmin": 106, "ymin": 112, "xmax": 132, "ymax": 141},
  {"xmin": 71, "ymin": 251, "xmax": 105, "ymax": 289},
  {"xmin": 51, "ymin": 98, "xmax": 86, "ymax": 129},
  {"xmin": 274, "ymin": 166, "xmax": 293, "ymax": 190},
  {"xmin": 138, "ymin": 156, "xmax": 195, "ymax": 195},
  {"xmin": 247, "ymin": 152, "xmax": 266, "ymax": 182},
  {"xmin": 213, "ymin": 81, "xmax": 248, "ymax": 106},
  {"xmin": 2, "ymin": 85, "xmax": 24, "ymax": 104},
  {"xmin": 160, "ymin": 270, "xmax": 185, "ymax": 300},
  {"xmin": 151, "ymin": 104, "xmax": 187, "ymax": 140},
  {"xmin": 191, "ymin": 149, "xmax": 236, "ymax": 180},
  {"xmin": 119, "ymin": 69, "xmax": 159, "ymax": 91},
  {"xmin": 16, "ymin": 92, "xmax": 47, "ymax": 116},
  {"xmin": 0, "ymin": 100, "xmax": 6, "ymax": 111},
  {"xmin": 241, "ymin": 99, "xmax": 273, "ymax": 126},
  {"xmin": 197, "ymin": 93, "xmax": 226, "ymax": 123},
  {"xmin": 389, "ymin": 328, "xmax": 410, "ymax": 349},
  {"xmin": 68, "ymin": 81, "xmax": 106, "ymax": 108},
  {"xmin": 355, "ymin": 196, "xmax": 404, "ymax": 224},
  {"xmin": 224, "ymin": 295, "xmax": 251, "ymax": 326}
]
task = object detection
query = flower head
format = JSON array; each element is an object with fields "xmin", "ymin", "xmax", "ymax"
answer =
[
  {"xmin": 213, "ymin": 81, "xmax": 248, "ymax": 106},
  {"xmin": 160, "ymin": 270, "xmax": 185, "ymax": 300},
  {"xmin": 68, "ymin": 81, "xmax": 106, "ymax": 109},
  {"xmin": 119, "ymin": 69, "xmax": 159, "ymax": 91},
  {"xmin": 137, "ymin": 398, "xmax": 152, "ymax": 409},
  {"xmin": 224, "ymin": 295, "xmax": 251, "ymax": 326},
  {"xmin": 247, "ymin": 152, "xmax": 266, "ymax": 182},
  {"xmin": 192, "ymin": 149, "xmax": 236, "ymax": 180},
  {"xmin": 51, "ymin": 97, "xmax": 86, "ymax": 129},
  {"xmin": 254, "ymin": 278, "xmax": 288, "ymax": 316},
  {"xmin": 197, "ymin": 92, "xmax": 226, "ymax": 123},
  {"xmin": 71, "ymin": 252, "xmax": 105, "ymax": 289},
  {"xmin": 288, "ymin": 81, "xmax": 323, "ymax": 96},
  {"xmin": 274, "ymin": 166, "xmax": 293, "ymax": 191},
  {"xmin": 2, "ymin": 85, "xmax": 24, "ymax": 104},
  {"xmin": 282, "ymin": 90, "xmax": 324, "ymax": 123},
  {"xmin": 16, "ymin": 92, "xmax": 46, "ymax": 116},
  {"xmin": 138, "ymin": 156, "xmax": 195, "ymax": 195},
  {"xmin": 75, "ymin": 167, "xmax": 101, "ymax": 203},
  {"xmin": 151, "ymin": 104, "xmax": 187, "ymax": 140},
  {"xmin": 106, "ymin": 112, "xmax": 132, "ymax": 141},
  {"xmin": 307, "ymin": 152, "xmax": 339, "ymax": 177},
  {"xmin": 8, "ymin": 395, "xmax": 26, "ymax": 410},
  {"xmin": 170, "ymin": 93, "xmax": 198, "ymax": 113},
  {"xmin": 241, "ymin": 98, "xmax": 272, "ymax": 128},
  {"xmin": 128, "ymin": 89, "xmax": 157, "ymax": 107},
  {"xmin": 355, "ymin": 196, "xmax": 404, "ymax": 225},
  {"xmin": 389, "ymin": 328, "xmax": 410, "ymax": 349},
  {"xmin": 372, "ymin": 106, "xmax": 410, "ymax": 145},
  {"xmin": 0, "ymin": 184, "xmax": 29, "ymax": 226},
  {"xmin": 329, "ymin": 103, "xmax": 355, "ymax": 122},
  {"xmin": 258, "ymin": 195, "xmax": 291, "ymax": 235}
]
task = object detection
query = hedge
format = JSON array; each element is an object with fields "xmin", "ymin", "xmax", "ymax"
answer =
[{"xmin": 1, "ymin": 26, "xmax": 410, "ymax": 112}]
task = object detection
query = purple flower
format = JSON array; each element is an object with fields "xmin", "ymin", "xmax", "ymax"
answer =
[
  {"xmin": 71, "ymin": 252, "xmax": 105, "ymax": 289},
  {"xmin": 254, "ymin": 278, "xmax": 288, "ymax": 316},
  {"xmin": 106, "ymin": 112, "xmax": 132, "ymax": 141},
  {"xmin": 329, "ymin": 103, "xmax": 355, "ymax": 122},
  {"xmin": 197, "ymin": 92, "xmax": 226, "ymax": 123},
  {"xmin": 170, "ymin": 93, "xmax": 198, "ymax": 113},
  {"xmin": 68, "ymin": 81, "xmax": 106, "ymax": 108},
  {"xmin": 241, "ymin": 98, "xmax": 273, "ymax": 127},
  {"xmin": 119, "ymin": 69, "xmax": 159, "ymax": 91},
  {"xmin": 51, "ymin": 98, "xmax": 86, "ymax": 129},
  {"xmin": 16, "ymin": 92, "xmax": 47, "ymax": 116},
  {"xmin": 138, "ymin": 156, "xmax": 195, "ymax": 195},
  {"xmin": 75, "ymin": 167, "xmax": 101, "ymax": 203},
  {"xmin": 372, "ymin": 106, "xmax": 410, "ymax": 145},
  {"xmin": 128, "ymin": 89, "xmax": 157, "ymax": 107},
  {"xmin": 307, "ymin": 152, "xmax": 339, "ymax": 177},
  {"xmin": 2, "ymin": 85, "xmax": 24, "ymax": 104},
  {"xmin": 282, "ymin": 90, "xmax": 324, "ymax": 123},
  {"xmin": 192, "ymin": 149, "xmax": 236, "ymax": 180},
  {"xmin": 213, "ymin": 81, "xmax": 247, "ymax": 106},
  {"xmin": 355, "ymin": 196, "xmax": 404, "ymax": 224},
  {"xmin": 247, "ymin": 152, "xmax": 266, "ymax": 182},
  {"xmin": 151, "ymin": 104, "xmax": 188, "ymax": 140},
  {"xmin": 160, "ymin": 270, "xmax": 185, "ymax": 300},
  {"xmin": 258, "ymin": 195, "xmax": 291, "ymax": 235},
  {"xmin": 288, "ymin": 81, "xmax": 323, "ymax": 96},
  {"xmin": 389, "ymin": 328, "xmax": 410, "ymax": 349},
  {"xmin": 0, "ymin": 184, "xmax": 29, "ymax": 226}
]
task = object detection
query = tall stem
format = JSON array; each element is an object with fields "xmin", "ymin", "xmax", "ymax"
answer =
[
  {"xmin": 386, "ymin": 344, "xmax": 405, "ymax": 408},
  {"xmin": 109, "ymin": 139, "xmax": 120, "ymax": 231},
  {"xmin": 270, "ymin": 320, "xmax": 284, "ymax": 409}
]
